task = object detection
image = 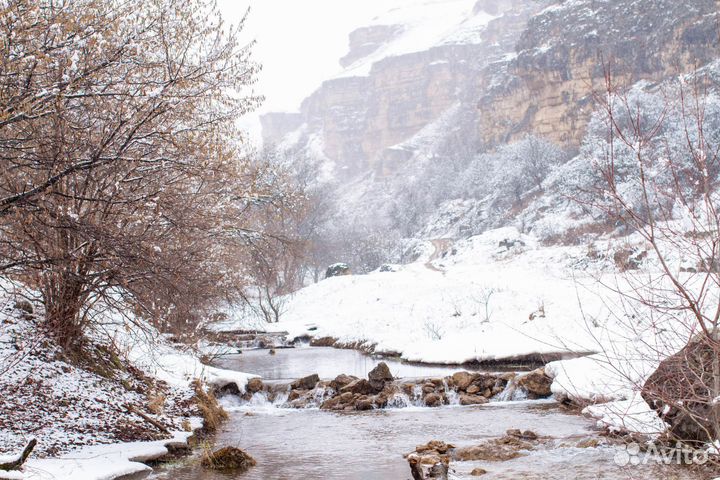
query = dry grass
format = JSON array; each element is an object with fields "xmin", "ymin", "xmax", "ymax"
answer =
[
  {"xmin": 200, "ymin": 445, "xmax": 256, "ymax": 472},
  {"xmin": 191, "ymin": 380, "xmax": 228, "ymax": 433}
]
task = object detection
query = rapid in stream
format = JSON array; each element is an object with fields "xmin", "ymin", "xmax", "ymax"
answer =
[{"xmin": 149, "ymin": 347, "xmax": 700, "ymax": 480}]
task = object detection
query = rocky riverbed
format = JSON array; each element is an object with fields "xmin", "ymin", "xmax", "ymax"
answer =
[{"xmin": 217, "ymin": 362, "xmax": 553, "ymax": 411}]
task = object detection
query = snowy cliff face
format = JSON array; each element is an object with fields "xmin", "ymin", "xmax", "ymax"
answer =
[
  {"xmin": 261, "ymin": 0, "xmax": 542, "ymax": 180},
  {"xmin": 264, "ymin": 0, "xmax": 719, "ymax": 181},
  {"xmin": 479, "ymin": 0, "xmax": 720, "ymax": 146},
  {"xmin": 261, "ymin": 0, "xmax": 720, "ymax": 247}
]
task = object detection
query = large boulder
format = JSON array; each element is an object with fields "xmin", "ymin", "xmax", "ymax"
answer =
[
  {"xmin": 369, "ymin": 362, "xmax": 393, "ymax": 382},
  {"xmin": 516, "ymin": 368, "xmax": 552, "ymax": 399},
  {"xmin": 643, "ymin": 336, "xmax": 720, "ymax": 444},
  {"xmin": 290, "ymin": 374, "xmax": 320, "ymax": 391}
]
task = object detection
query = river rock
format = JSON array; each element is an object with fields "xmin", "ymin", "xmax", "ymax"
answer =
[
  {"xmin": 341, "ymin": 378, "xmax": 377, "ymax": 395},
  {"xmin": 415, "ymin": 440, "xmax": 455, "ymax": 454},
  {"xmin": 408, "ymin": 441, "xmax": 454, "ymax": 480},
  {"xmin": 291, "ymin": 373, "xmax": 320, "ymax": 391},
  {"xmin": 246, "ymin": 378, "xmax": 263, "ymax": 394},
  {"xmin": 516, "ymin": 368, "xmax": 552, "ymax": 398},
  {"xmin": 369, "ymin": 362, "xmax": 393, "ymax": 382},
  {"xmin": 466, "ymin": 384, "xmax": 481, "ymax": 395},
  {"xmin": 470, "ymin": 468, "xmax": 487, "ymax": 476},
  {"xmin": 506, "ymin": 429, "xmax": 538, "ymax": 440},
  {"xmin": 355, "ymin": 395, "xmax": 375, "ymax": 411},
  {"xmin": 331, "ymin": 374, "xmax": 357, "ymax": 390},
  {"xmin": 422, "ymin": 383, "xmax": 437, "ymax": 394},
  {"xmin": 423, "ymin": 392, "xmax": 445, "ymax": 407},
  {"xmin": 450, "ymin": 371, "xmax": 476, "ymax": 390},
  {"xmin": 454, "ymin": 435, "xmax": 534, "ymax": 462},
  {"xmin": 201, "ymin": 447, "xmax": 256, "ymax": 472},
  {"xmin": 459, "ymin": 394, "xmax": 488, "ymax": 406},
  {"xmin": 472, "ymin": 374, "xmax": 499, "ymax": 392}
]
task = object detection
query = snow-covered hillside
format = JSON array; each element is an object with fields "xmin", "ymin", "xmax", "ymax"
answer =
[{"xmin": 337, "ymin": 0, "xmax": 496, "ymax": 78}]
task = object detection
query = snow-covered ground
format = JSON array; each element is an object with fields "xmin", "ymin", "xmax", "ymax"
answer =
[
  {"xmin": 223, "ymin": 227, "xmax": 620, "ymax": 363},
  {"xmin": 217, "ymin": 226, "xmax": 696, "ymax": 436},
  {"xmin": 0, "ymin": 289, "xmax": 255, "ymax": 480}
]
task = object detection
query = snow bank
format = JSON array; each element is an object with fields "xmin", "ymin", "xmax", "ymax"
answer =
[
  {"xmin": 240, "ymin": 228, "xmax": 608, "ymax": 365},
  {"xmin": 546, "ymin": 353, "xmax": 668, "ymax": 436},
  {"xmin": 583, "ymin": 393, "xmax": 667, "ymax": 436},
  {"xmin": 96, "ymin": 315, "xmax": 258, "ymax": 393},
  {"xmin": 20, "ymin": 421, "xmax": 201, "ymax": 480}
]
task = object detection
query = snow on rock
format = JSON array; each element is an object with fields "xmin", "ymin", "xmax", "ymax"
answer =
[{"xmin": 338, "ymin": 0, "xmax": 496, "ymax": 78}]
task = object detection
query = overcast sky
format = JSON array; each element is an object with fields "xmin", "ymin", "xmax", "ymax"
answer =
[{"xmin": 217, "ymin": 1, "xmax": 411, "ymax": 115}]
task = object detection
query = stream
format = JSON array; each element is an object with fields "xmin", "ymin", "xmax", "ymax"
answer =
[{"xmin": 150, "ymin": 346, "xmax": 700, "ymax": 479}]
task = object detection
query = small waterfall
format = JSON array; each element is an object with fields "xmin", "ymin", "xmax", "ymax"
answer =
[
  {"xmin": 386, "ymin": 392, "xmax": 413, "ymax": 408},
  {"xmin": 411, "ymin": 384, "xmax": 424, "ymax": 406},
  {"xmin": 309, "ymin": 385, "xmax": 335, "ymax": 407},
  {"xmin": 494, "ymin": 376, "xmax": 527, "ymax": 402},
  {"xmin": 443, "ymin": 380, "xmax": 460, "ymax": 406}
]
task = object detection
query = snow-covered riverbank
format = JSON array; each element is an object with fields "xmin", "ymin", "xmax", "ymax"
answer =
[
  {"xmin": 0, "ymin": 291, "xmax": 256, "ymax": 480},
  {"xmin": 215, "ymin": 227, "xmax": 683, "ymax": 437}
]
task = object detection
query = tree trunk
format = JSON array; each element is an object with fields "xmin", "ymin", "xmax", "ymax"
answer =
[
  {"xmin": 43, "ymin": 271, "xmax": 86, "ymax": 352},
  {"xmin": 0, "ymin": 439, "xmax": 37, "ymax": 471}
]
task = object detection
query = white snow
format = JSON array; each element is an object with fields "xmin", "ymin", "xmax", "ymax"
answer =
[
  {"xmin": 0, "ymin": 287, "xmax": 255, "ymax": 477},
  {"xmin": 582, "ymin": 393, "xmax": 667, "ymax": 435},
  {"xmin": 233, "ymin": 228, "xmax": 605, "ymax": 364},
  {"xmin": 338, "ymin": 0, "xmax": 496, "ymax": 78},
  {"xmin": 21, "ymin": 423, "xmax": 201, "ymax": 480}
]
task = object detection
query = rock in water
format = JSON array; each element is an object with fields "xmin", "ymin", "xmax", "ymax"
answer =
[
  {"xmin": 459, "ymin": 394, "xmax": 488, "ymax": 405},
  {"xmin": 407, "ymin": 441, "xmax": 453, "ymax": 480},
  {"xmin": 201, "ymin": 447, "xmax": 256, "ymax": 472},
  {"xmin": 515, "ymin": 368, "xmax": 552, "ymax": 398},
  {"xmin": 246, "ymin": 378, "xmax": 264, "ymax": 394},
  {"xmin": 423, "ymin": 392, "xmax": 444, "ymax": 407},
  {"xmin": 330, "ymin": 374, "xmax": 356, "ymax": 390},
  {"xmin": 450, "ymin": 371, "xmax": 476, "ymax": 390},
  {"xmin": 290, "ymin": 373, "xmax": 320, "ymax": 390},
  {"xmin": 368, "ymin": 362, "xmax": 393, "ymax": 382},
  {"xmin": 643, "ymin": 335, "xmax": 720, "ymax": 444}
]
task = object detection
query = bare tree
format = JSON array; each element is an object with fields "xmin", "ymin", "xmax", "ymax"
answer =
[
  {"xmin": 0, "ymin": 0, "xmax": 288, "ymax": 350},
  {"xmin": 580, "ymin": 67, "xmax": 720, "ymax": 446}
]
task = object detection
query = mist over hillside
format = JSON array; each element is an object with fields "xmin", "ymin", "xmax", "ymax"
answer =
[{"xmin": 260, "ymin": 0, "xmax": 720, "ymax": 272}]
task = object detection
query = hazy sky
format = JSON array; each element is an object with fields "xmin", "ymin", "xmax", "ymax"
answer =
[{"xmin": 217, "ymin": 0, "xmax": 411, "ymax": 115}]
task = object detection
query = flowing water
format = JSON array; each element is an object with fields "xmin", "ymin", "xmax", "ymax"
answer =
[
  {"xmin": 211, "ymin": 346, "xmax": 504, "ymax": 381},
  {"xmin": 150, "ymin": 347, "xmax": 701, "ymax": 480}
]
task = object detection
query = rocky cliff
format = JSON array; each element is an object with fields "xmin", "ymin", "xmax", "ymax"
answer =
[
  {"xmin": 261, "ymin": 0, "xmax": 541, "ymax": 179},
  {"xmin": 263, "ymin": 0, "xmax": 719, "ymax": 182},
  {"xmin": 478, "ymin": 0, "xmax": 720, "ymax": 147}
]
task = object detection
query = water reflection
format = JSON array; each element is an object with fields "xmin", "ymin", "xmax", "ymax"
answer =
[{"xmin": 213, "ymin": 346, "xmax": 484, "ymax": 381}]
